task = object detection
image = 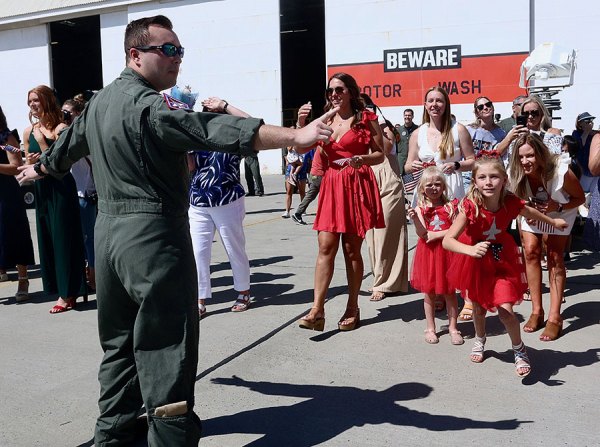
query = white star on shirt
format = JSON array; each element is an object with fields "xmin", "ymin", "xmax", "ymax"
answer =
[
  {"xmin": 430, "ymin": 213, "xmax": 445, "ymax": 231},
  {"xmin": 483, "ymin": 216, "xmax": 501, "ymax": 240}
]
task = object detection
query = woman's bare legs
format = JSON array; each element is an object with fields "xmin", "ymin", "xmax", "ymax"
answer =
[
  {"xmin": 303, "ymin": 231, "xmax": 341, "ymax": 321},
  {"xmin": 339, "ymin": 233, "xmax": 363, "ymax": 323},
  {"xmin": 285, "ymin": 182, "xmax": 294, "ymax": 213},
  {"xmin": 521, "ymin": 231, "xmax": 544, "ymax": 331}
]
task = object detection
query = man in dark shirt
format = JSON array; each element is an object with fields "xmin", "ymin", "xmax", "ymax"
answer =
[
  {"xmin": 499, "ymin": 95, "xmax": 527, "ymax": 133},
  {"xmin": 396, "ymin": 108, "xmax": 418, "ymax": 175}
]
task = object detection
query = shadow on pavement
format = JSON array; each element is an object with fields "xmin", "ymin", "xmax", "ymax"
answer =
[{"xmin": 203, "ymin": 376, "xmax": 529, "ymax": 446}]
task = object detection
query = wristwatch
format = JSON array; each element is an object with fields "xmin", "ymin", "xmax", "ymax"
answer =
[
  {"xmin": 33, "ymin": 160, "xmax": 47, "ymax": 177},
  {"xmin": 454, "ymin": 161, "xmax": 461, "ymax": 171}
]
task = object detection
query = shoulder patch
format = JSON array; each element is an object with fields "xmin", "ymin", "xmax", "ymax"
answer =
[{"xmin": 163, "ymin": 93, "xmax": 191, "ymax": 111}]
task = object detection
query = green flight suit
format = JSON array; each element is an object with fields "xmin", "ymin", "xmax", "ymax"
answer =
[
  {"xmin": 396, "ymin": 123, "xmax": 418, "ymax": 175},
  {"xmin": 41, "ymin": 67, "xmax": 263, "ymax": 446}
]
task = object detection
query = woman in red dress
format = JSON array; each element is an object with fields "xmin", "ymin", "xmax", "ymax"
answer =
[{"xmin": 299, "ymin": 72, "xmax": 384, "ymax": 332}]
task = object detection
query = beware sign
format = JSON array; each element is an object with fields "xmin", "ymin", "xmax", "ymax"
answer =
[{"xmin": 328, "ymin": 49, "xmax": 528, "ymax": 106}]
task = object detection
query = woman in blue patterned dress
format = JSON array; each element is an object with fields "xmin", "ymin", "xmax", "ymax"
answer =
[{"xmin": 188, "ymin": 97, "xmax": 252, "ymax": 318}]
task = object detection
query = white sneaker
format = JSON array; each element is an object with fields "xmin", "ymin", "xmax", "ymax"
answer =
[{"xmin": 281, "ymin": 211, "xmax": 290, "ymax": 218}]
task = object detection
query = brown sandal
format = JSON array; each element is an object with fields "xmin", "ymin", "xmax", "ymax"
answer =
[
  {"xmin": 540, "ymin": 319, "xmax": 563, "ymax": 341},
  {"xmin": 523, "ymin": 312, "xmax": 545, "ymax": 333}
]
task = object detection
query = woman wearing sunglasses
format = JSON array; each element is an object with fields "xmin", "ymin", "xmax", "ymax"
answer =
[
  {"xmin": 464, "ymin": 97, "xmax": 507, "ymax": 190},
  {"xmin": 504, "ymin": 95, "xmax": 563, "ymax": 163},
  {"xmin": 298, "ymin": 72, "xmax": 384, "ymax": 332}
]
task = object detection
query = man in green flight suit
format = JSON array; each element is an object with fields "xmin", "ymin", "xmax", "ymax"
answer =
[{"xmin": 18, "ymin": 15, "xmax": 336, "ymax": 446}]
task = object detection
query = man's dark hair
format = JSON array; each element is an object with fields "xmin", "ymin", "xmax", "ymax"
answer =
[
  {"xmin": 124, "ymin": 15, "xmax": 173, "ymax": 62},
  {"xmin": 404, "ymin": 108, "xmax": 414, "ymax": 115}
]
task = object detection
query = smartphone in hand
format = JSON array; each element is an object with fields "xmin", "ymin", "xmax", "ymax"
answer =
[{"xmin": 516, "ymin": 115, "xmax": 527, "ymax": 126}]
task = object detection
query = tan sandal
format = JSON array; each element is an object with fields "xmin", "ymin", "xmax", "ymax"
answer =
[
  {"xmin": 458, "ymin": 303, "xmax": 473, "ymax": 321},
  {"xmin": 424, "ymin": 329, "xmax": 439, "ymax": 344},
  {"xmin": 299, "ymin": 307, "xmax": 325, "ymax": 331},
  {"xmin": 450, "ymin": 330, "xmax": 464, "ymax": 345},
  {"xmin": 523, "ymin": 312, "xmax": 544, "ymax": 333},
  {"xmin": 369, "ymin": 291, "xmax": 386, "ymax": 302},
  {"xmin": 540, "ymin": 319, "xmax": 563, "ymax": 341}
]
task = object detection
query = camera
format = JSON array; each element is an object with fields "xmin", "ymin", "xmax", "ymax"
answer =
[{"xmin": 516, "ymin": 115, "xmax": 527, "ymax": 126}]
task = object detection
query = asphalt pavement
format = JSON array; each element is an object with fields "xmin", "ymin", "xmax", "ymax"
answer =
[{"xmin": 1, "ymin": 174, "xmax": 599, "ymax": 447}]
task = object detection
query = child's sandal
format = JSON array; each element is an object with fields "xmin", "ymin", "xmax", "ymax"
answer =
[
  {"xmin": 470, "ymin": 336, "xmax": 486, "ymax": 363},
  {"xmin": 513, "ymin": 342, "xmax": 531, "ymax": 377},
  {"xmin": 424, "ymin": 329, "xmax": 439, "ymax": 344}
]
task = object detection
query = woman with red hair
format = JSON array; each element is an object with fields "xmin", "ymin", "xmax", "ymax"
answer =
[{"xmin": 24, "ymin": 85, "xmax": 87, "ymax": 313}]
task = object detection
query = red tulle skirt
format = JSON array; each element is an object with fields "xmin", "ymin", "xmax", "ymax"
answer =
[
  {"xmin": 410, "ymin": 239, "xmax": 454, "ymax": 295},
  {"xmin": 447, "ymin": 244, "xmax": 527, "ymax": 311}
]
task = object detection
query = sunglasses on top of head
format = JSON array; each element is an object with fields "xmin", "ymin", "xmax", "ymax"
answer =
[
  {"xmin": 134, "ymin": 43, "xmax": 185, "ymax": 58},
  {"xmin": 522, "ymin": 109, "xmax": 540, "ymax": 118},
  {"xmin": 476, "ymin": 101, "xmax": 493, "ymax": 111},
  {"xmin": 326, "ymin": 86, "xmax": 346, "ymax": 96}
]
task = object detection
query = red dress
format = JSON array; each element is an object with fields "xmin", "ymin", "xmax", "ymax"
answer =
[
  {"xmin": 447, "ymin": 194, "xmax": 528, "ymax": 311},
  {"xmin": 410, "ymin": 201, "xmax": 457, "ymax": 294},
  {"xmin": 313, "ymin": 110, "xmax": 385, "ymax": 238}
]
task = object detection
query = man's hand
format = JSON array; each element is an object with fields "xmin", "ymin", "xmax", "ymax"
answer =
[
  {"xmin": 293, "ymin": 108, "xmax": 338, "ymax": 147},
  {"xmin": 17, "ymin": 164, "xmax": 42, "ymax": 185}
]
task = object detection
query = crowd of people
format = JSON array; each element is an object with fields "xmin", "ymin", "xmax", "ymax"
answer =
[
  {"xmin": 1, "ymin": 12, "xmax": 599, "ymax": 444},
  {"xmin": 1, "ymin": 89, "xmax": 96, "ymax": 312},
  {"xmin": 276, "ymin": 75, "xmax": 597, "ymax": 379}
]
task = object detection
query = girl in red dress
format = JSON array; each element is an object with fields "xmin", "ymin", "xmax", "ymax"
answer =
[
  {"xmin": 408, "ymin": 166, "xmax": 462, "ymax": 345},
  {"xmin": 443, "ymin": 156, "xmax": 568, "ymax": 377},
  {"xmin": 298, "ymin": 72, "xmax": 385, "ymax": 332}
]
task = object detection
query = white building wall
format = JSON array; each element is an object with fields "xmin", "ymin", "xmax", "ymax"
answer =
[
  {"xmin": 325, "ymin": 0, "xmax": 600, "ymax": 132},
  {"xmin": 533, "ymin": 0, "xmax": 600, "ymax": 132},
  {"xmin": 0, "ymin": 25, "xmax": 50, "ymax": 140},
  {"xmin": 325, "ymin": 0, "xmax": 529, "ymax": 125},
  {"xmin": 124, "ymin": 0, "xmax": 283, "ymax": 174},
  {"xmin": 100, "ymin": 10, "xmax": 129, "ymax": 85}
]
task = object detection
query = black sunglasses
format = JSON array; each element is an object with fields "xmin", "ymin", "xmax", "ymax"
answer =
[
  {"xmin": 326, "ymin": 86, "xmax": 346, "ymax": 96},
  {"xmin": 476, "ymin": 101, "xmax": 493, "ymax": 111},
  {"xmin": 522, "ymin": 109, "xmax": 541, "ymax": 118},
  {"xmin": 134, "ymin": 43, "xmax": 185, "ymax": 58}
]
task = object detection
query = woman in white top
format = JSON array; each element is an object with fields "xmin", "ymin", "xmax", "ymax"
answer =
[
  {"xmin": 405, "ymin": 86, "xmax": 475, "ymax": 319},
  {"xmin": 405, "ymin": 86, "xmax": 475, "ymax": 201},
  {"xmin": 509, "ymin": 133, "xmax": 584, "ymax": 341}
]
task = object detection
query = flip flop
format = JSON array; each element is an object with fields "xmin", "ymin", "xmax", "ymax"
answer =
[{"xmin": 370, "ymin": 291, "xmax": 386, "ymax": 302}]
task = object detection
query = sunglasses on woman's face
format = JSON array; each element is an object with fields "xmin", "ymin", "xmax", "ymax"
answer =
[
  {"xmin": 326, "ymin": 86, "xmax": 346, "ymax": 96},
  {"xmin": 476, "ymin": 101, "xmax": 493, "ymax": 111},
  {"xmin": 522, "ymin": 109, "xmax": 541, "ymax": 118}
]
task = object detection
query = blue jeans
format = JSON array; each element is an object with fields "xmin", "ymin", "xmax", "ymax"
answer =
[{"xmin": 79, "ymin": 197, "xmax": 97, "ymax": 267}]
